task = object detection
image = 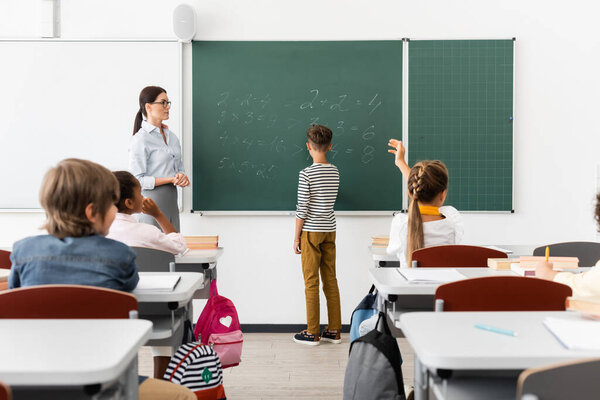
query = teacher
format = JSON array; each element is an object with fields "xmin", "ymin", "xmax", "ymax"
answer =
[{"xmin": 129, "ymin": 86, "xmax": 189, "ymax": 231}]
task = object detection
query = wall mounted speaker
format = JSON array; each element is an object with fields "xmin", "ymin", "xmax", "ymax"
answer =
[{"xmin": 173, "ymin": 4, "xmax": 196, "ymax": 43}]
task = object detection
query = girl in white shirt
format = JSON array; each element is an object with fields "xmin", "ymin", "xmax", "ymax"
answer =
[
  {"xmin": 107, "ymin": 171, "xmax": 188, "ymax": 256},
  {"xmin": 386, "ymin": 139, "xmax": 464, "ymax": 268}
]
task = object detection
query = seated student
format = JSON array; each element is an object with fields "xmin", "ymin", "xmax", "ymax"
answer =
[
  {"xmin": 107, "ymin": 171, "xmax": 188, "ymax": 256},
  {"xmin": 386, "ymin": 139, "xmax": 463, "ymax": 268},
  {"xmin": 536, "ymin": 193, "xmax": 600, "ymax": 297},
  {"xmin": 9, "ymin": 158, "xmax": 195, "ymax": 400}
]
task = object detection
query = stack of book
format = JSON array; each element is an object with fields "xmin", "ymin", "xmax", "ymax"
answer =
[
  {"xmin": 510, "ymin": 256, "xmax": 579, "ymax": 276},
  {"xmin": 566, "ymin": 296, "xmax": 600, "ymax": 319},
  {"xmin": 487, "ymin": 258, "xmax": 519, "ymax": 270},
  {"xmin": 184, "ymin": 235, "xmax": 219, "ymax": 250},
  {"xmin": 371, "ymin": 235, "xmax": 390, "ymax": 249}
]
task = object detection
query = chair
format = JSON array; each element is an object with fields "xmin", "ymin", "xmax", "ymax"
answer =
[
  {"xmin": 0, "ymin": 382, "xmax": 11, "ymax": 400},
  {"xmin": 434, "ymin": 276, "xmax": 572, "ymax": 311},
  {"xmin": 411, "ymin": 245, "xmax": 507, "ymax": 268},
  {"xmin": 0, "ymin": 285, "xmax": 138, "ymax": 319},
  {"xmin": 0, "ymin": 250, "xmax": 11, "ymax": 269},
  {"xmin": 533, "ymin": 242, "xmax": 600, "ymax": 267},
  {"xmin": 131, "ymin": 247, "xmax": 175, "ymax": 272},
  {"xmin": 517, "ymin": 358, "xmax": 600, "ymax": 400}
]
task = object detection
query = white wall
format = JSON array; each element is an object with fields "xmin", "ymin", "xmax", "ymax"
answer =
[{"xmin": 1, "ymin": 0, "xmax": 599, "ymax": 324}]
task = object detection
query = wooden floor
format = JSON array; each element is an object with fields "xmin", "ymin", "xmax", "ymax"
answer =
[{"xmin": 138, "ymin": 333, "xmax": 414, "ymax": 399}]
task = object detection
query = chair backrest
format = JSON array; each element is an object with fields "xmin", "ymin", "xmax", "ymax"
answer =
[
  {"xmin": 412, "ymin": 245, "xmax": 507, "ymax": 268},
  {"xmin": 517, "ymin": 358, "xmax": 600, "ymax": 400},
  {"xmin": 0, "ymin": 285, "xmax": 138, "ymax": 319},
  {"xmin": 131, "ymin": 246, "xmax": 175, "ymax": 272},
  {"xmin": 0, "ymin": 382, "xmax": 11, "ymax": 400},
  {"xmin": 533, "ymin": 241, "xmax": 600, "ymax": 267},
  {"xmin": 434, "ymin": 276, "xmax": 572, "ymax": 311},
  {"xmin": 0, "ymin": 250, "xmax": 11, "ymax": 269}
]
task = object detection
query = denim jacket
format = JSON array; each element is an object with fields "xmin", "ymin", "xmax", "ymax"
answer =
[{"xmin": 9, "ymin": 234, "xmax": 139, "ymax": 292}]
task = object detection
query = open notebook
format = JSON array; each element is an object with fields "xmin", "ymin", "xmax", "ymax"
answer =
[
  {"xmin": 135, "ymin": 274, "xmax": 181, "ymax": 292},
  {"xmin": 397, "ymin": 268, "xmax": 466, "ymax": 284},
  {"xmin": 544, "ymin": 317, "xmax": 600, "ymax": 351}
]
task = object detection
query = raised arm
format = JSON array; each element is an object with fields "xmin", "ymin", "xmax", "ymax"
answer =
[{"xmin": 388, "ymin": 139, "xmax": 411, "ymax": 178}]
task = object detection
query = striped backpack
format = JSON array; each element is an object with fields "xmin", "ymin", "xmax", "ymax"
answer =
[{"xmin": 164, "ymin": 341, "xmax": 226, "ymax": 400}]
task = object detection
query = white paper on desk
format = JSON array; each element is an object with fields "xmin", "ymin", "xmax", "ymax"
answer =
[
  {"xmin": 397, "ymin": 268, "xmax": 466, "ymax": 284},
  {"xmin": 544, "ymin": 317, "xmax": 600, "ymax": 350},
  {"xmin": 483, "ymin": 245, "xmax": 513, "ymax": 254},
  {"xmin": 135, "ymin": 275, "xmax": 181, "ymax": 292}
]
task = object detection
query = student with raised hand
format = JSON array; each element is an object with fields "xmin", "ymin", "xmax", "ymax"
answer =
[
  {"xmin": 9, "ymin": 158, "xmax": 195, "ymax": 400},
  {"xmin": 130, "ymin": 86, "xmax": 189, "ymax": 232},
  {"xmin": 536, "ymin": 193, "xmax": 600, "ymax": 297},
  {"xmin": 386, "ymin": 139, "xmax": 464, "ymax": 268},
  {"xmin": 108, "ymin": 171, "xmax": 188, "ymax": 256}
]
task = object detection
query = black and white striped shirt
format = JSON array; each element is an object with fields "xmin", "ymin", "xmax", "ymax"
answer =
[{"xmin": 296, "ymin": 163, "xmax": 339, "ymax": 232}]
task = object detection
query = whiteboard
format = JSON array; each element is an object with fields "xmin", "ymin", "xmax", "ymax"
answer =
[{"xmin": 0, "ymin": 40, "xmax": 181, "ymax": 208}]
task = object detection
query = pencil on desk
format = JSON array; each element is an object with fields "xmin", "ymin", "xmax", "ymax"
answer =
[{"xmin": 545, "ymin": 246, "xmax": 549, "ymax": 262}]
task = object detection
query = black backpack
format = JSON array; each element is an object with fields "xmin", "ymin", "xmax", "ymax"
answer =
[{"xmin": 343, "ymin": 312, "xmax": 406, "ymax": 400}]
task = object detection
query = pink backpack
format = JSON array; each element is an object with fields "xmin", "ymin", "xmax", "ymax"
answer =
[{"xmin": 194, "ymin": 280, "xmax": 243, "ymax": 368}]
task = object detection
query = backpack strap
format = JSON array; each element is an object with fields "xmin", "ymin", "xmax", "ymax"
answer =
[
  {"xmin": 168, "ymin": 343, "xmax": 205, "ymax": 382},
  {"xmin": 368, "ymin": 284, "xmax": 376, "ymax": 295},
  {"xmin": 210, "ymin": 279, "xmax": 219, "ymax": 297}
]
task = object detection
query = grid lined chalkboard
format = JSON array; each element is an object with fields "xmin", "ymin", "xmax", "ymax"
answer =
[
  {"xmin": 408, "ymin": 39, "xmax": 514, "ymax": 211},
  {"xmin": 192, "ymin": 41, "xmax": 403, "ymax": 211}
]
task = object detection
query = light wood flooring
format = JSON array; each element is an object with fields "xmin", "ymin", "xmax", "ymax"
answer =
[{"xmin": 138, "ymin": 333, "xmax": 414, "ymax": 399}]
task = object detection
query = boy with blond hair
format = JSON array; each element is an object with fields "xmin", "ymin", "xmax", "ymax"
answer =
[{"xmin": 293, "ymin": 125, "xmax": 342, "ymax": 345}]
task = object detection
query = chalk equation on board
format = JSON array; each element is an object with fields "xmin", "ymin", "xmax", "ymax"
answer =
[{"xmin": 213, "ymin": 89, "xmax": 385, "ymax": 179}]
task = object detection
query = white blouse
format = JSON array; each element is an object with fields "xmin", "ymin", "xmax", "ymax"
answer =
[
  {"xmin": 129, "ymin": 120, "xmax": 184, "ymax": 190},
  {"xmin": 107, "ymin": 213, "xmax": 188, "ymax": 256},
  {"xmin": 386, "ymin": 205, "xmax": 464, "ymax": 268}
]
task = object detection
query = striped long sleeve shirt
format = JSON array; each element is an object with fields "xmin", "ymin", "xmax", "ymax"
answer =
[{"xmin": 296, "ymin": 163, "xmax": 339, "ymax": 232}]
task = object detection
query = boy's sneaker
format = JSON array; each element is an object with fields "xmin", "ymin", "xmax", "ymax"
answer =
[
  {"xmin": 293, "ymin": 330, "xmax": 320, "ymax": 346},
  {"xmin": 320, "ymin": 328, "xmax": 342, "ymax": 344}
]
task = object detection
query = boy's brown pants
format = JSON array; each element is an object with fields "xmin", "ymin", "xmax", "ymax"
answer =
[{"xmin": 301, "ymin": 231, "xmax": 341, "ymax": 335}]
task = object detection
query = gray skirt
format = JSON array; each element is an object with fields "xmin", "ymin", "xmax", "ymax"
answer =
[{"xmin": 137, "ymin": 184, "xmax": 180, "ymax": 232}]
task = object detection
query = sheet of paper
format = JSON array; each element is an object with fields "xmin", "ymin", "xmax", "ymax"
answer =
[
  {"xmin": 544, "ymin": 317, "xmax": 600, "ymax": 351},
  {"xmin": 483, "ymin": 245, "xmax": 513, "ymax": 254},
  {"xmin": 135, "ymin": 274, "xmax": 181, "ymax": 292},
  {"xmin": 397, "ymin": 268, "xmax": 466, "ymax": 284}
]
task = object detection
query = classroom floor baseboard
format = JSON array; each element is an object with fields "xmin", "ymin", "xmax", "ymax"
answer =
[{"xmin": 240, "ymin": 324, "xmax": 350, "ymax": 333}]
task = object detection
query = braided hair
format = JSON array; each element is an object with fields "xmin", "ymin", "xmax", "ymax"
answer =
[{"xmin": 406, "ymin": 160, "xmax": 449, "ymax": 264}]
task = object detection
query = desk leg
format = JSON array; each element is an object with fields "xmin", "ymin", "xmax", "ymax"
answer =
[
  {"xmin": 124, "ymin": 357, "xmax": 139, "ymax": 399},
  {"xmin": 414, "ymin": 357, "xmax": 429, "ymax": 400}
]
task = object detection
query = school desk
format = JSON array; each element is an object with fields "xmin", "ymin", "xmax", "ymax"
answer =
[
  {"xmin": 134, "ymin": 272, "xmax": 204, "ymax": 352},
  {"xmin": 399, "ymin": 311, "xmax": 600, "ymax": 400},
  {"xmin": 370, "ymin": 245, "xmax": 537, "ymax": 268},
  {"xmin": 0, "ymin": 319, "xmax": 151, "ymax": 399},
  {"xmin": 175, "ymin": 247, "xmax": 223, "ymax": 298},
  {"xmin": 370, "ymin": 267, "xmax": 517, "ymax": 317}
]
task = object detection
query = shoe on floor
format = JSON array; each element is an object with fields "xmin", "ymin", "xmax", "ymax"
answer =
[
  {"xmin": 293, "ymin": 330, "xmax": 320, "ymax": 346},
  {"xmin": 320, "ymin": 327, "xmax": 342, "ymax": 344}
]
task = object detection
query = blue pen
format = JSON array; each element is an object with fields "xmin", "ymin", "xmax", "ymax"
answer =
[{"xmin": 474, "ymin": 324, "xmax": 518, "ymax": 337}]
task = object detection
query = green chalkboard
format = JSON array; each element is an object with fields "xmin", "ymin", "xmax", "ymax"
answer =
[
  {"xmin": 408, "ymin": 40, "xmax": 514, "ymax": 211},
  {"xmin": 192, "ymin": 41, "xmax": 403, "ymax": 211}
]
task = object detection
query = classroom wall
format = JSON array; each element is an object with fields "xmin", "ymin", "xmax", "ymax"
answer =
[{"xmin": 1, "ymin": 0, "xmax": 599, "ymax": 324}]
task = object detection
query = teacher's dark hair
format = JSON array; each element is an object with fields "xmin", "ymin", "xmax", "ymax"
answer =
[{"xmin": 133, "ymin": 86, "xmax": 167, "ymax": 135}]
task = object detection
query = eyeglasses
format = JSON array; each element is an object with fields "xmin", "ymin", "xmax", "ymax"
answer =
[{"xmin": 149, "ymin": 100, "xmax": 172, "ymax": 108}]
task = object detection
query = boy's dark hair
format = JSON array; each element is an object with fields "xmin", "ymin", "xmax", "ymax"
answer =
[
  {"xmin": 40, "ymin": 158, "xmax": 119, "ymax": 239},
  {"xmin": 113, "ymin": 171, "xmax": 140, "ymax": 212},
  {"xmin": 306, "ymin": 124, "xmax": 333, "ymax": 151}
]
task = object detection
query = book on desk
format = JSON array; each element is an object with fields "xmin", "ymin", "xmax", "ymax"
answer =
[{"xmin": 135, "ymin": 274, "xmax": 181, "ymax": 292}]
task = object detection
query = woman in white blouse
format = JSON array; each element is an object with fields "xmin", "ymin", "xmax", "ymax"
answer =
[
  {"xmin": 130, "ymin": 86, "xmax": 189, "ymax": 231},
  {"xmin": 386, "ymin": 139, "xmax": 464, "ymax": 267}
]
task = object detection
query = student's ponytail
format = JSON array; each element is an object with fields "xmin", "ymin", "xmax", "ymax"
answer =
[
  {"xmin": 405, "ymin": 161, "xmax": 449, "ymax": 265},
  {"xmin": 406, "ymin": 164, "xmax": 425, "ymax": 265},
  {"xmin": 132, "ymin": 86, "xmax": 167, "ymax": 135}
]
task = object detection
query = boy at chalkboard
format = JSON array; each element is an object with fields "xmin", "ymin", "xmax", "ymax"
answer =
[{"xmin": 293, "ymin": 125, "xmax": 342, "ymax": 345}]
